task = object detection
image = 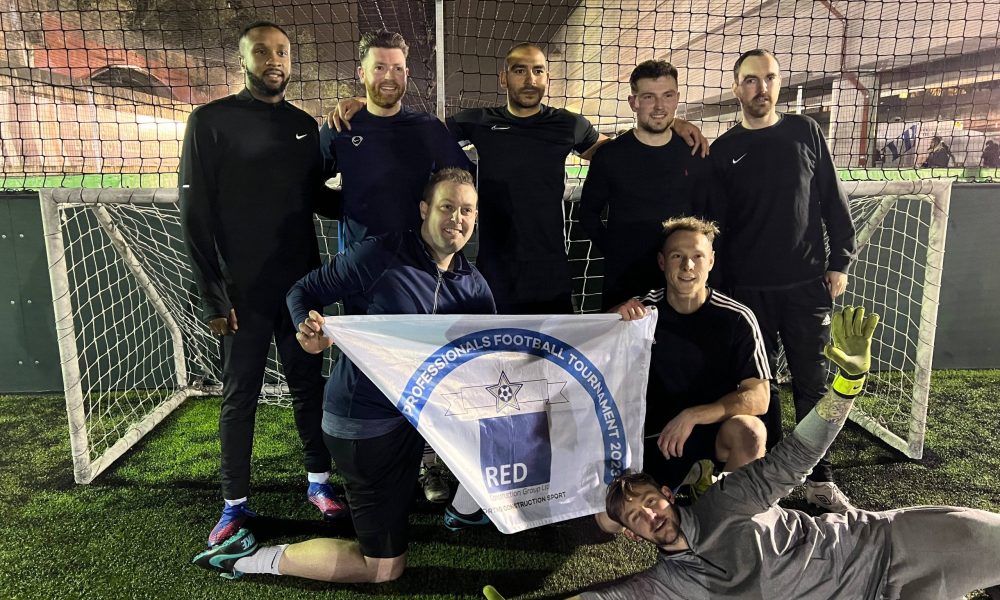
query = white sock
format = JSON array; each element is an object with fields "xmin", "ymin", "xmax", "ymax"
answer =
[
  {"xmin": 224, "ymin": 497, "xmax": 247, "ymax": 507},
  {"xmin": 450, "ymin": 484, "xmax": 481, "ymax": 515},
  {"xmin": 307, "ymin": 471, "xmax": 330, "ymax": 484},
  {"xmin": 234, "ymin": 544, "xmax": 287, "ymax": 575},
  {"xmin": 422, "ymin": 445, "xmax": 437, "ymax": 467}
]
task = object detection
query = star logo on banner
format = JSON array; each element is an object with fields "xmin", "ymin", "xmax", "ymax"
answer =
[{"xmin": 486, "ymin": 371, "xmax": 524, "ymax": 413}]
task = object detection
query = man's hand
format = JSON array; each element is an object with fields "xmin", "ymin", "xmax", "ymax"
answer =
[
  {"xmin": 326, "ymin": 97, "xmax": 366, "ymax": 132},
  {"xmin": 295, "ymin": 310, "xmax": 334, "ymax": 354},
  {"xmin": 482, "ymin": 585, "xmax": 506, "ymax": 600},
  {"xmin": 658, "ymin": 408, "xmax": 701, "ymax": 459},
  {"xmin": 823, "ymin": 306, "xmax": 878, "ymax": 376},
  {"xmin": 208, "ymin": 308, "xmax": 238, "ymax": 336},
  {"xmin": 611, "ymin": 298, "xmax": 648, "ymax": 321},
  {"xmin": 825, "ymin": 270, "xmax": 848, "ymax": 299},
  {"xmin": 672, "ymin": 118, "xmax": 710, "ymax": 158}
]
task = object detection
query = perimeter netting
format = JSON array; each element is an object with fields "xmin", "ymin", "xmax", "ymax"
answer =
[{"xmin": 2, "ymin": 1, "xmax": 998, "ymax": 189}]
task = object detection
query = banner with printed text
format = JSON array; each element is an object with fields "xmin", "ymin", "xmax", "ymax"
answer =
[{"xmin": 322, "ymin": 312, "xmax": 657, "ymax": 534}]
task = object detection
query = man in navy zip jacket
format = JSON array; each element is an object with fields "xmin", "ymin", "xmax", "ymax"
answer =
[
  {"xmin": 708, "ymin": 50, "xmax": 857, "ymax": 512},
  {"xmin": 193, "ymin": 168, "xmax": 494, "ymax": 584}
]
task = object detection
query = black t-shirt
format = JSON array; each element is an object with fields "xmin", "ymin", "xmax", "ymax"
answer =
[
  {"xmin": 448, "ymin": 105, "xmax": 599, "ymax": 302},
  {"xmin": 640, "ymin": 288, "xmax": 771, "ymax": 436},
  {"xmin": 708, "ymin": 114, "xmax": 855, "ymax": 289},
  {"xmin": 319, "ymin": 105, "xmax": 469, "ymax": 249},
  {"xmin": 579, "ymin": 130, "xmax": 715, "ymax": 308}
]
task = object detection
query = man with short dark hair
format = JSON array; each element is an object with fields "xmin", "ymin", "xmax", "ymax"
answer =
[
  {"xmin": 612, "ymin": 216, "xmax": 770, "ymax": 496},
  {"xmin": 482, "ymin": 308, "xmax": 1000, "ymax": 600},
  {"xmin": 580, "ymin": 60, "xmax": 715, "ymax": 309},
  {"xmin": 179, "ymin": 20, "xmax": 345, "ymax": 547},
  {"xmin": 193, "ymin": 167, "xmax": 496, "ymax": 583},
  {"xmin": 709, "ymin": 49, "xmax": 857, "ymax": 512}
]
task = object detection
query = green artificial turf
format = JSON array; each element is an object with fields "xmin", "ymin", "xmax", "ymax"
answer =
[{"xmin": 1, "ymin": 370, "xmax": 998, "ymax": 599}]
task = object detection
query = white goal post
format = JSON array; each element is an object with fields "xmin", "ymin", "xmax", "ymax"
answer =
[
  {"xmin": 39, "ymin": 178, "xmax": 948, "ymax": 483},
  {"xmin": 833, "ymin": 179, "xmax": 951, "ymax": 459}
]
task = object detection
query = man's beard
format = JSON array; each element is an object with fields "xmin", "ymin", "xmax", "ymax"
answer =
[
  {"xmin": 367, "ymin": 82, "xmax": 404, "ymax": 109},
  {"xmin": 742, "ymin": 95, "xmax": 772, "ymax": 119},
  {"xmin": 247, "ymin": 70, "xmax": 289, "ymax": 98},
  {"xmin": 509, "ymin": 87, "xmax": 544, "ymax": 110},
  {"xmin": 637, "ymin": 116, "xmax": 672, "ymax": 135}
]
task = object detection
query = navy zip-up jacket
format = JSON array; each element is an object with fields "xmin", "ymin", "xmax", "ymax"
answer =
[{"xmin": 287, "ymin": 231, "xmax": 496, "ymax": 421}]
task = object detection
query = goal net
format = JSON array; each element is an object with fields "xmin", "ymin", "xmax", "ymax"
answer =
[
  {"xmin": 830, "ymin": 180, "xmax": 950, "ymax": 459},
  {"xmin": 39, "ymin": 178, "xmax": 947, "ymax": 483},
  {"xmin": 38, "ymin": 188, "xmax": 340, "ymax": 483}
]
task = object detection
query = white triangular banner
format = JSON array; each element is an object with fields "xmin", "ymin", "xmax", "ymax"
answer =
[{"xmin": 322, "ymin": 312, "xmax": 657, "ymax": 533}]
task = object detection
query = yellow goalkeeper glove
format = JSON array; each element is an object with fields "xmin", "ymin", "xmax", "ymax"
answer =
[
  {"xmin": 483, "ymin": 585, "xmax": 506, "ymax": 600},
  {"xmin": 823, "ymin": 306, "xmax": 879, "ymax": 397}
]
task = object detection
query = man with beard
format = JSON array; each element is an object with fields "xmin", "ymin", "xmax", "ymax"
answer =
[
  {"xmin": 580, "ymin": 60, "xmax": 716, "ymax": 310},
  {"xmin": 318, "ymin": 29, "xmax": 470, "ymax": 504},
  {"xmin": 708, "ymin": 49, "xmax": 857, "ymax": 512},
  {"xmin": 319, "ymin": 30, "xmax": 468, "ymax": 255},
  {"xmin": 481, "ymin": 308, "xmax": 1000, "ymax": 600},
  {"xmin": 180, "ymin": 21, "xmax": 346, "ymax": 548},
  {"xmin": 330, "ymin": 43, "xmax": 708, "ymax": 315}
]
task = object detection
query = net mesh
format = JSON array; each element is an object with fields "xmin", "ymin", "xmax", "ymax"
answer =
[
  {"xmin": 15, "ymin": 2, "xmax": 978, "ymax": 476},
  {"xmin": 2, "ymin": 0, "xmax": 998, "ymax": 190},
  {"xmin": 44, "ymin": 180, "xmax": 945, "ymax": 476}
]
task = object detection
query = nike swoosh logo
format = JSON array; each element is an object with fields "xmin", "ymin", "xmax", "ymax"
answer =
[
  {"xmin": 732, "ymin": 153, "xmax": 747, "ymax": 164},
  {"xmin": 296, "ymin": 133, "xmax": 307, "ymax": 140},
  {"xmin": 491, "ymin": 125, "xmax": 510, "ymax": 130}
]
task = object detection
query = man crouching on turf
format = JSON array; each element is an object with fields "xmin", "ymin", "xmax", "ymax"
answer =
[
  {"xmin": 483, "ymin": 307, "xmax": 1000, "ymax": 600},
  {"xmin": 192, "ymin": 167, "xmax": 495, "ymax": 583}
]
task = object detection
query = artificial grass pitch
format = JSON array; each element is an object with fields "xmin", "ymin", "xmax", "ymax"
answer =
[{"xmin": 1, "ymin": 370, "xmax": 998, "ymax": 600}]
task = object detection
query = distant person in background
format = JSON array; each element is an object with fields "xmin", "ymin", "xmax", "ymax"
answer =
[
  {"xmin": 921, "ymin": 135, "xmax": 954, "ymax": 168},
  {"xmin": 981, "ymin": 140, "xmax": 1000, "ymax": 168}
]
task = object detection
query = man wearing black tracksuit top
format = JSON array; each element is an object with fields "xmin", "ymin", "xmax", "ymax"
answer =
[
  {"xmin": 709, "ymin": 50, "xmax": 856, "ymax": 512},
  {"xmin": 580, "ymin": 60, "xmax": 715, "ymax": 311},
  {"xmin": 179, "ymin": 22, "xmax": 343, "ymax": 546},
  {"xmin": 445, "ymin": 43, "xmax": 604, "ymax": 315},
  {"xmin": 580, "ymin": 130, "xmax": 713, "ymax": 310}
]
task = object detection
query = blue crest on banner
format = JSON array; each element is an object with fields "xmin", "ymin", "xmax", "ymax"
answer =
[{"xmin": 398, "ymin": 328, "xmax": 626, "ymax": 485}]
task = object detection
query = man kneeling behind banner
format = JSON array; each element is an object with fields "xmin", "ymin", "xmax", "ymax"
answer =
[
  {"xmin": 324, "ymin": 310, "xmax": 655, "ymax": 534},
  {"xmin": 192, "ymin": 167, "xmax": 655, "ymax": 584}
]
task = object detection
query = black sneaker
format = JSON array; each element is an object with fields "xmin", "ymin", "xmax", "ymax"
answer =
[{"xmin": 192, "ymin": 527, "xmax": 258, "ymax": 580}]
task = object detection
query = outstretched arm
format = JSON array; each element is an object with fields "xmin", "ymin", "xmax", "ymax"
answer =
[{"xmin": 713, "ymin": 306, "xmax": 879, "ymax": 511}]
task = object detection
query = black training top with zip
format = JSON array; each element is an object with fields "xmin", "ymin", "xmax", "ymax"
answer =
[{"xmin": 179, "ymin": 88, "xmax": 338, "ymax": 319}]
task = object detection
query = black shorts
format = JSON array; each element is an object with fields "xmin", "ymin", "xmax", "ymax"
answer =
[
  {"xmin": 323, "ymin": 423, "xmax": 425, "ymax": 559},
  {"xmin": 642, "ymin": 422, "xmax": 723, "ymax": 490}
]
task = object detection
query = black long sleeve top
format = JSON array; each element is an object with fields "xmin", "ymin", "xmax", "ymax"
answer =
[
  {"xmin": 708, "ymin": 114, "xmax": 856, "ymax": 289},
  {"xmin": 179, "ymin": 89, "xmax": 339, "ymax": 318}
]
